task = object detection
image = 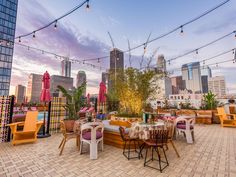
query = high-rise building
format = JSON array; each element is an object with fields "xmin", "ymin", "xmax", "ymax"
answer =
[
  {"xmin": 26, "ymin": 74, "xmax": 43, "ymax": 103},
  {"xmin": 208, "ymin": 76, "xmax": 226, "ymax": 98},
  {"xmin": 157, "ymin": 54, "xmax": 166, "ymax": 72},
  {"xmin": 201, "ymin": 75, "xmax": 208, "ymax": 93},
  {"xmin": 108, "ymin": 48, "xmax": 124, "ymax": 91},
  {"xmin": 182, "ymin": 62, "xmax": 202, "ymax": 93},
  {"xmin": 76, "ymin": 71, "xmax": 86, "ymax": 95},
  {"xmin": 201, "ymin": 66, "xmax": 212, "ymax": 78},
  {"xmin": 0, "ymin": 0, "xmax": 18, "ymax": 95},
  {"xmin": 171, "ymin": 76, "xmax": 186, "ymax": 94},
  {"xmin": 61, "ymin": 58, "xmax": 71, "ymax": 77},
  {"xmin": 148, "ymin": 56, "xmax": 171, "ymax": 100},
  {"xmin": 110, "ymin": 48, "xmax": 124, "ymax": 70},
  {"xmin": 15, "ymin": 84, "xmax": 25, "ymax": 103},
  {"xmin": 50, "ymin": 75, "xmax": 73, "ymax": 97}
]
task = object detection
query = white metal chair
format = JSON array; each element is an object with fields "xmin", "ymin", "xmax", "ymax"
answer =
[
  {"xmin": 80, "ymin": 122, "xmax": 104, "ymax": 159},
  {"xmin": 175, "ymin": 116, "xmax": 195, "ymax": 144}
]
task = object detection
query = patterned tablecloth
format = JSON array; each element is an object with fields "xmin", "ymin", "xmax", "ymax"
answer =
[{"xmin": 129, "ymin": 121, "xmax": 165, "ymax": 140}]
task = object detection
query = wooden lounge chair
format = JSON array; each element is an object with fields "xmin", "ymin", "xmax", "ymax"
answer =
[
  {"xmin": 217, "ymin": 107, "xmax": 236, "ymax": 127},
  {"xmin": 8, "ymin": 111, "xmax": 43, "ymax": 145}
]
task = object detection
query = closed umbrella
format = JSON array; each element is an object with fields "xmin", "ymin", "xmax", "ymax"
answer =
[
  {"xmin": 39, "ymin": 71, "xmax": 51, "ymax": 138},
  {"xmin": 98, "ymin": 82, "xmax": 106, "ymax": 113}
]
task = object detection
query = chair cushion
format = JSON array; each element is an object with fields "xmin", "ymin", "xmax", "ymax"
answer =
[
  {"xmin": 177, "ymin": 124, "xmax": 194, "ymax": 130},
  {"xmin": 82, "ymin": 131, "xmax": 103, "ymax": 140}
]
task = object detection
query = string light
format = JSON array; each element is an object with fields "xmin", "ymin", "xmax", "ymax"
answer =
[
  {"xmin": 168, "ymin": 60, "xmax": 170, "ymax": 65},
  {"xmin": 54, "ymin": 20, "xmax": 57, "ymax": 29},
  {"xmin": 180, "ymin": 25, "xmax": 184, "ymax": 35},
  {"xmin": 33, "ymin": 31, "xmax": 36, "ymax": 38},
  {"xmin": 97, "ymin": 58, "xmax": 100, "ymax": 63},
  {"xmin": 143, "ymin": 43, "xmax": 147, "ymax": 53},
  {"xmin": 196, "ymin": 49, "xmax": 199, "ymax": 54},
  {"xmin": 18, "ymin": 37, "xmax": 21, "ymax": 43},
  {"xmin": 234, "ymin": 31, "xmax": 236, "ymax": 38},
  {"xmin": 15, "ymin": 0, "xmax": 89, "ymax": 41},
  {"xmin": 83, "ymin": 60, "xmax": 85, "ymax": 64},
  {"xmin": 233, "ymin": 49, "xmax": 235, "ymax": 54},
  {"xmin": 86, "ymin": 0, "xmax": 90, "ymax": 10},
  {"xmin": 203, "ymin": 60, "xmax": 205, "ymax": 65}
]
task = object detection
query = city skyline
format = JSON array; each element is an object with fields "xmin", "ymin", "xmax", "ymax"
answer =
[{"xmin": 9, "ymin": 0, "xmax": 236, "ymax": 95}]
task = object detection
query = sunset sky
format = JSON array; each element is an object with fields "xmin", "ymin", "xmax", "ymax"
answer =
[{"xmin": 10, "ymin": 0, "xmax": 236, "ymax": 95}]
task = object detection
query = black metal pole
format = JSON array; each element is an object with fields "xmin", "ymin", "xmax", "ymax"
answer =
[{"xmin": 46, "ymin": 101, "xmax": 51, "ymax": 134}]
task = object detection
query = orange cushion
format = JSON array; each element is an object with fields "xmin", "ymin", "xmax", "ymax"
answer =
[{"xmin": 109, "ymin": 120, "xmax": 131, "ymax": 128}]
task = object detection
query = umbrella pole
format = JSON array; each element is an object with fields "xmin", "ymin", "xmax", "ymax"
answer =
[{"xmin": 43, "ymin": 102, "xmax": 46, "ymax": 135}]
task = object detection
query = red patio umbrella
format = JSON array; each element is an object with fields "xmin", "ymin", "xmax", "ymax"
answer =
[
  {"xmin": 98, "ymin": 82, "xmax": 106, "ymax": 113},
  {"xmin": 39, "ymin": 71, "xmax": 51, "ymax": 138}
]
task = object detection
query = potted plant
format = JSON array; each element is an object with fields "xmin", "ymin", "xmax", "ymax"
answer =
[{"xmin": 57, "ymin": 83, "xmax": 86, "ymax": 132}]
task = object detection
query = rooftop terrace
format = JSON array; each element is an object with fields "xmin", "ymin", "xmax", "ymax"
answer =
[{"xmin": 1, "ymin": 124, "xmax": 236, "ymax": 177}]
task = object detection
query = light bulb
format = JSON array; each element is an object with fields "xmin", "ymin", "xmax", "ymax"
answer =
[
  {"xmin": 54, "ymin": 20, "xmax": 57, "ymax": 29},
  {"xmin": 19, "ymin": 37, "xmax": 21, "ymax": 43},
  {"xmin": 33, "ymin": 31, "xmax": 36, "ymax": 38},
  {"xmin": 180, "ymin": 26, "xmax": 184, "ymax": 35}
]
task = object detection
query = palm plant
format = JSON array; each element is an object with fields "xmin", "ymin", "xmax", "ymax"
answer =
[
  {"xmin": 57, "ymin": 82, "xmax": 86, "ymax": 120},
  {"xmin": 202, "ymin": 91, "xmax": 218, "ymax": 110}
]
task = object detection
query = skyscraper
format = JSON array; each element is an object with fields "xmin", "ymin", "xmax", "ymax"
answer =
[
  {"xmin": 15, "ymin": 84, "xmax": 25, "ymax": 104},
  {"xmin": 26, "ymin": 74, "xmax": 43, "ymax": 103},
  {"xmin": 182, "ymin": 62, "xmax": 202, "ymax": 93},
  {"xmin": 201, "ymin": 66, "xmax": 212, "ymax": 93},
  {"xmin": 208, "ymin": 76, "xmax": 226, "ymax": 98},
  {"xmin": 76, "ymin": 71, "xmax": 86, "ymax": 95},
  {"xmin": 171, "ymin": 76, "xmax": 186, "ymax": 94},
  {"xmin": 61, "ymin": 58, "xmax": 71, "ymax": 77},
  {"xmin": 109, "ymin": 48, "xmax": 124, "ymax": 91},
  {"xmin": 157, "ymin": 54, "xmax": 166, "ymax": 72},
  {"xmin": 0, "ymin": 0, "xmax": 18, "ymax": 95},
  {"xmin": 50, "ymin": 75, "xmax": 73, "ymax": 97},
  {"xmin": 110, "ymin": 48, "xmax": 124, "ymax": 70}
]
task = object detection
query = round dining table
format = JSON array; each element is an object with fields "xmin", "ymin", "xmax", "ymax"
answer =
[{"xmin": 129, "ymin": 121, "xmax": 165, "ymax": 140}]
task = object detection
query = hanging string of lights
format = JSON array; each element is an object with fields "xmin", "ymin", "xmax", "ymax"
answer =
[
  {"xmin": 200, "ymin": 47, "xmax": 235, "ymax": 64},
  {"xmin": 15, "ymin": 0, "xmax": 90, "ymax": 41},
  {"xmin": 168, "ymin": 30, "xmax": 236, "ymax": 63},
  {"xmin": 15, "ymin": 42, "xmax": 107, "ymax": 71},
  {"xmin": 123, "ymin": 0, "xmax": 230, "ymax": 53},
  {"xmin": 167, "ymin": 58, "xmax": 235, "ymax": 74},
  {"xmin": 14, "ymin": 0, "xmax": 230, "ymax": 64}
]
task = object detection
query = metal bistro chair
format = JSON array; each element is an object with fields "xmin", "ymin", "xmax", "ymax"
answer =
[
  {"xmin": 119, "ymin": 126, "xmax": 141, "ymax": 160},
  {"xmin": 143, "ymin": 129, "xmax": 169, "ymax": 172}
]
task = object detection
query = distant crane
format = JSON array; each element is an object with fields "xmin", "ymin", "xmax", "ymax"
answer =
[
  {"xmin": 146, "ymin": 47, "xmax": 160, "ymax": 69},
  {"xmin": 127, "ymin": 39, "xmax": 132, "ymax": 67}
]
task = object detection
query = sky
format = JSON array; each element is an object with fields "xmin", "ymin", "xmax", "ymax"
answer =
[{"xmin": 10, "ymin": 0, "xmax": 236, "ymax": 95}]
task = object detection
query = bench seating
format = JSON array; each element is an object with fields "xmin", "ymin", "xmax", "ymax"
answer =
[{"xmin": 103, "ymin": 120, "xmax": 139, "ymax": 149}]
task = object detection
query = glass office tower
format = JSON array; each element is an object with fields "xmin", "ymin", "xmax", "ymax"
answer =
[{"xmin": 0, "ymin": 0, "xmax": 18, "ymax": 95}]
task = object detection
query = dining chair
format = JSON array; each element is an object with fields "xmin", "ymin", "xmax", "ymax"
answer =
[
  {"xmin": 143, "ymin": 129, "xmax": 169, "ymax": 172},
  {"xmin": 80, "ymin": 122, "xmax": 104, "ymax": 159},
  {"xmin": 119, "ymin": 126, "xmax": 141, "ymax": 160},
  {"xmin": 59, "ymin": 121, "xmax": 79, "ymax": 156},
  {"xmin": 165, "ymin": 120, "xmax": 180, "ymax": 157},
  {"xmin": 175, "ymin": 116, "xmax": 195, "ymax": 144}
]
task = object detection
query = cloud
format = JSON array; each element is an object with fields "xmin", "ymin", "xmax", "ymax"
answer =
[{"xmin": 11, "ymin": 0, "xmax": 111, "ymax": 94}]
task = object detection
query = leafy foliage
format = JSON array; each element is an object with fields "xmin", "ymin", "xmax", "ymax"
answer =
[
  {"xmin": 108, "ymin": 67, "xmax": 156, "ymax": 115},
  {"xmin": 201, "ymin": 91, "xmax": 218, "ymax": 110},
  {"xmin": 57, "ymin": 83, "xmax": 86, "ymax": 120}
]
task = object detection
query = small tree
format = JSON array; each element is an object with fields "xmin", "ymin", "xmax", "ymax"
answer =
[
  {"xmin": 57, "ymin": 82, "xmax": 86, "ymax": 120},
  {"xmin": 201, "ymin": 91, "xmax": 218, "ymax": 110},
  {"xmin": 108, "ymin": 67, "xmax": 157, "ymax": 116}
]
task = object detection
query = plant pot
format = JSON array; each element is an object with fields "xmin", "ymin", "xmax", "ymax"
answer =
[{"xmin": 63, "ymin": 120, "xmax": 75, "ymax": 132}]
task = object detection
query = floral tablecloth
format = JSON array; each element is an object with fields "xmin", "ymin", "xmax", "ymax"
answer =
[{"xmin": 129, "ymin": 121, "xmax": 165, "ymax": 140}]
